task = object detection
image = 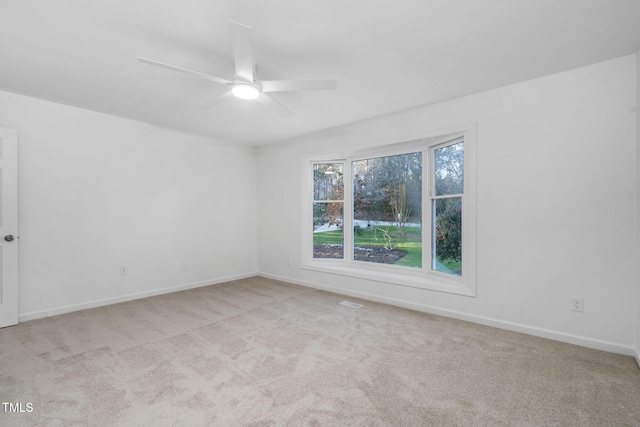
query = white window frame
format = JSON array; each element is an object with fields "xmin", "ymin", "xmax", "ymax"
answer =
[{"xmin": 301, "ymin": 124, "xmax": 477, "ymax": 297}]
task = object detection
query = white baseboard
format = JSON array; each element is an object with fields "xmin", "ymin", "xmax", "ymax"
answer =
[
  {"xmin": 259, "ymin": 272, "xmax": 637, "ymax": 358},
  {"xmin": 18, "ymin": 272, "xmax": 258, "ymax": 322}
]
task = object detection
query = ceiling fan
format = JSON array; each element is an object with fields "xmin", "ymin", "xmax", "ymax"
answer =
[{"xmin": 138, "ymin": 20, "xmax": 337, "ymax": 117}]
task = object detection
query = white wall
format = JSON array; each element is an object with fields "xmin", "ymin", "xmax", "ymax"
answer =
[
  {"xmin": 636, "ymin": 49, "xmax": 640, "ymax": 364},
  {"xmin": 0, "ymin": 90, "xmax": 258, "ymax": 320},
  {"xmin": 258, "ymin": 55, "xmax": 638, "ymax": 355}
]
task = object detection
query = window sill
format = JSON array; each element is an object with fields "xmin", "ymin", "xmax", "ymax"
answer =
[{"xmin": 301, "ymin": 260, "xmax": 476, "ymax": 297}]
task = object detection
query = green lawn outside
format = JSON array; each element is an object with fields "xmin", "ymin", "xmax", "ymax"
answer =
[
  {"xmin": 312, "ymin": 229, "xmax": 344, "ymax": 245},
  {"xmin": 313, "ymin": 225, "xmax": 460, "ymax": 273},
  {"xmin": 314, "ymin": 225, "xmax": 422, "ymax": 267}
]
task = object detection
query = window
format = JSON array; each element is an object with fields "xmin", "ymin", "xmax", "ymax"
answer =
[
  {"xmin": 431, "ymin": 141, "xmax": 464, "ymax": 276},
  {"xmin": 312, "ymin": 163, "xmax": 344, "ymax": 259},
  {"xmin": 351, "ymin": 152, "xmax": 422, "ymax": 268},
  {"xmin": 304, "ymin": 125, "xmax": 476, "ymax": 296}
]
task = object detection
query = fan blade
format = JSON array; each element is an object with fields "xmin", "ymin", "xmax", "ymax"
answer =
[
  {"xmin": 261, "ymin": 79, "xmax": 337, "ymax": 92},
  {"xmin": 255, "ymin": 93, "xmax": 294, "ymax": 117},
  {"xmin": 230, "ymin": 21, "xmax": 255, "ymax": 83},
  {"xmin": 197, "ymin": 91, "xmax": 235, "ymax": 109},
  {"xmin": 138, "ymin": 57, "xmax": 232, "ymax": 85}
]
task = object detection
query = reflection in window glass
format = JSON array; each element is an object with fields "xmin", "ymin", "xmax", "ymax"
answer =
[
  {"xmin": 352, "ymin": 152, "xmax": 422, "ymax": 268},
  {"xmin": 434, "ymin": 142, "xmax": 464, "ymax": 196},
  {"xmin": 313, "ymin": 163, "xmax": 344, "ymax": 201}
]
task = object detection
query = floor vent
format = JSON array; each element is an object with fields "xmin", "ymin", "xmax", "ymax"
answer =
[{"xmin": 339, "ymin": 301, "xmax": 363, "ymax": 308}]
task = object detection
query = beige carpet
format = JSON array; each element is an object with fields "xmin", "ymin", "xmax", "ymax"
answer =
[{"xmin": 1, "ymin": 276, "xmax": 639, "ymax": 426}]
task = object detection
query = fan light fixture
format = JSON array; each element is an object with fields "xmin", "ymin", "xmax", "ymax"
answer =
[
  {"xmin": 138, "ymin": 20, "xmax": 337, "ymax": 117},
  {"xmin": 232, "ymin": 83, "xmax": 259, "ymax": 100}
]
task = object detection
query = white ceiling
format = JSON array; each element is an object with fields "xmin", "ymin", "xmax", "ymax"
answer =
[{"xmin": 1, "ymin": 0, "xmax": 639, "ymax": 146}]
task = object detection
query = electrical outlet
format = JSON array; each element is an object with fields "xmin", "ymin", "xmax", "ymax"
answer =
[
  {"xmin": 571, "ymin": 297, "xmax": 584, "ymax": 312},
  {"xmin": 120, "ymin": 266, "xmax": 127, "ymax": 276}
]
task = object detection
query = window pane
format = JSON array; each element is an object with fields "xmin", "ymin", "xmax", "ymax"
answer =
[
  {"xmin": 313, "ymin": 163, "xmax": 344, "ymax": 200},
  {"xmin": 432, "ymin": 197, "xmax": 462, "ymax": 276},
  {"xmin": 313, "ymin": 202, "xmax": 343, "ymax": 258},
  {"xmin": 434, "ymin": 142, "xmax": 464, "ymax": 196},
  {"xmin": 352, "ymin": 152, "xmax": 422, "ymax": 268}
]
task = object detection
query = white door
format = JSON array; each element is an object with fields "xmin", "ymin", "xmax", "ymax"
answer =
[{"xmin": 0, "ymin": 128, "xmax": 18, "ymax": 328}]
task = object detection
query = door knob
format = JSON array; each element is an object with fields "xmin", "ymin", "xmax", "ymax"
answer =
[{"xmin": 4, "ymin": 235, "xmax": 14, "ymax": 242}]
